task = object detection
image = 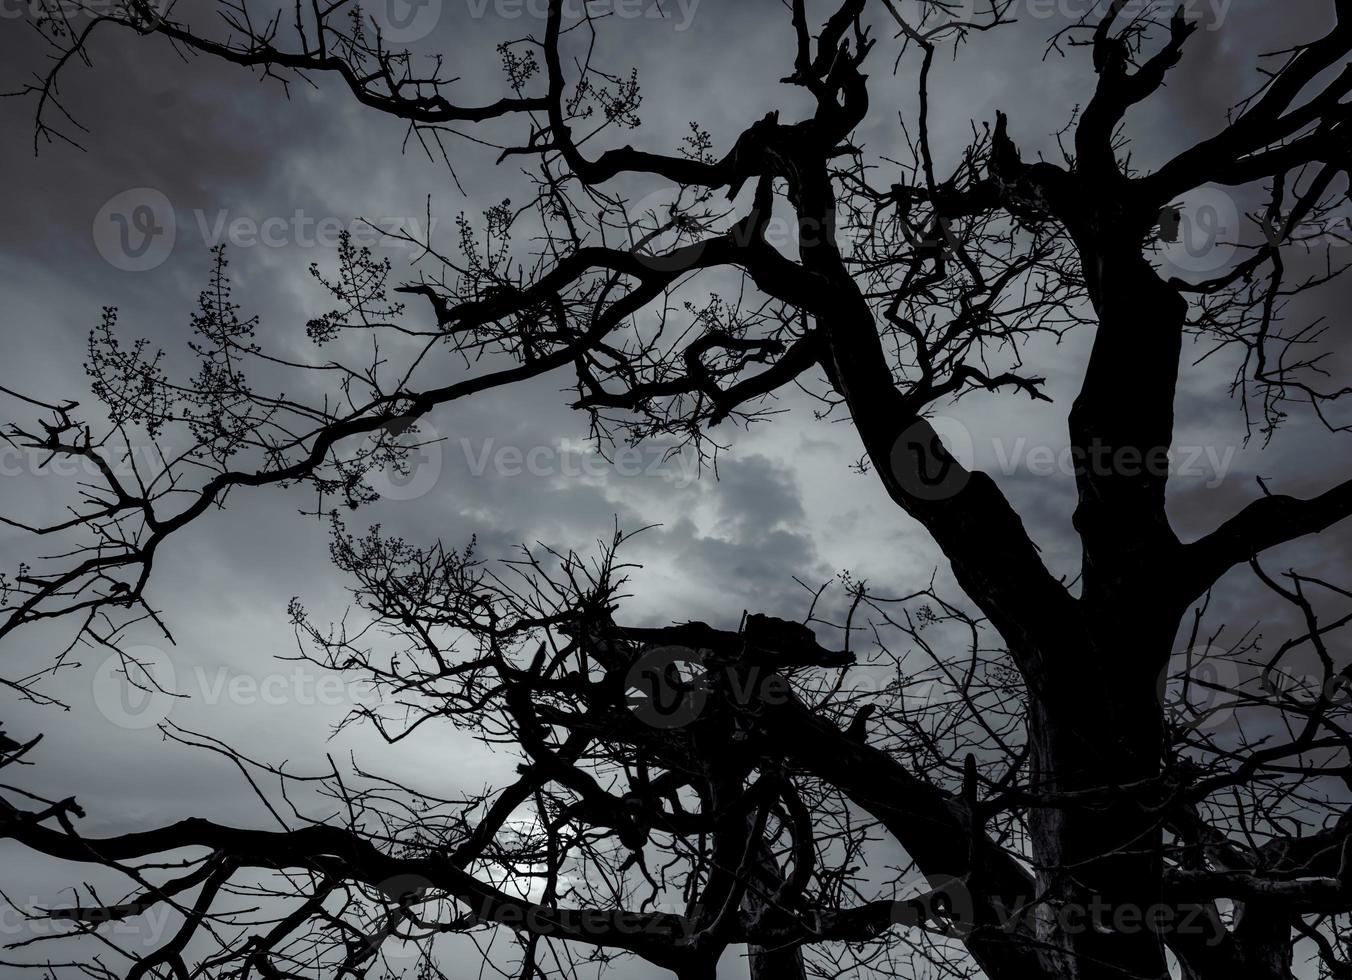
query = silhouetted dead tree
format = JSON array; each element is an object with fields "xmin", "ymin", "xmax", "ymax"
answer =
[{"xmin": 4, "ymin": 1, "xmax": 1352, "ymax": 978}]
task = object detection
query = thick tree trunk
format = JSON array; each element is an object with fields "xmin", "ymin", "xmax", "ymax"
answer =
[
  {"xmin": 1026, "ymin": 622, "xmax": 1175, "ymax": 980},
  {"xmin": 1023, "ymin": 249, "xmax": 1191, "ymax": 980},
  {"xmin": 745, "ymin": 943, "xmax": 807, "ymax": 980},
  {"xmin": 740, "ymin": 841, "xmax": 807, "ymax": 980}
]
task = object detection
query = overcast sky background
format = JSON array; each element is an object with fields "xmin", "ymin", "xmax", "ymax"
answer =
[{"xmin": 1, "ymin": 1, "xmax": 1350, "ymax": 977}]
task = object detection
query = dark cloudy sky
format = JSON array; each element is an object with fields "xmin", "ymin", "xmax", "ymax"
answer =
[{"xmin": 0, "ymin": 1, "xmax": 1349, "ymax": 977}]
